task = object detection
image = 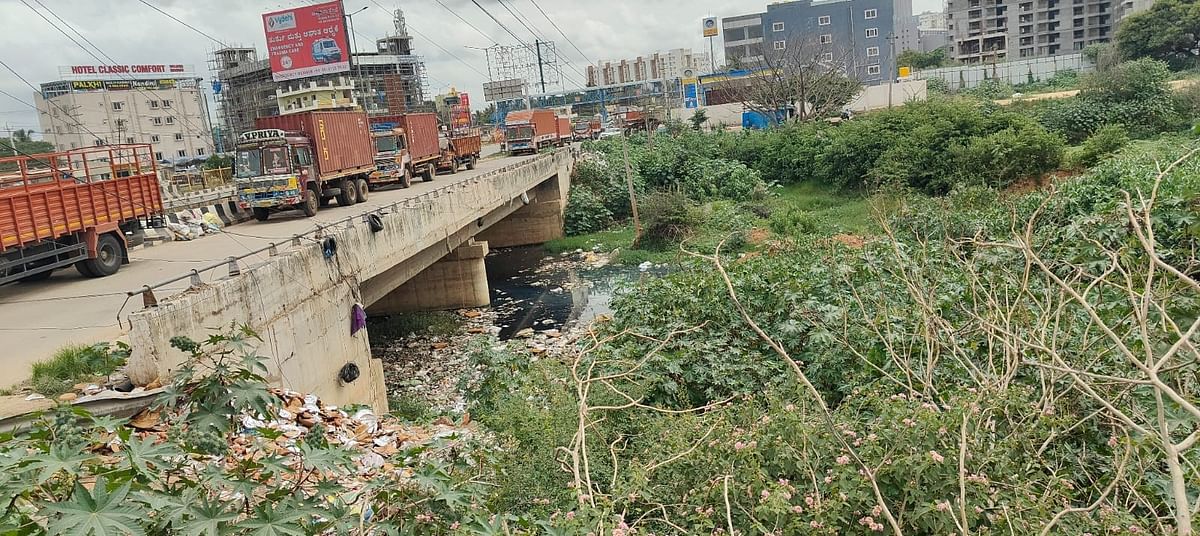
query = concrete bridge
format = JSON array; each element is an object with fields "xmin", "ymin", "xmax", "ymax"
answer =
[{"xmin": 123, "ymin": 150, "xmax": 576, "ymax": 410}]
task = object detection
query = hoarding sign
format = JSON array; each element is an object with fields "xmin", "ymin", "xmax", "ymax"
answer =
[
  {"xmin": 69, "ymin": 79, "xmax": 180, "ymax": 92},
  {"xmin": 59, "ymin": 64, "xmax": 192, "ymax": 80},
  {"xmin": 683, "ymin": 79, "xmax": 699, "ymax": 109},
  {"xmin": 262, "ymin": 0, "xmax": 350, "ymax": 82},
  {"xmin": 702, "ymin": 17, "xmax": 718, "ymax": 37}
]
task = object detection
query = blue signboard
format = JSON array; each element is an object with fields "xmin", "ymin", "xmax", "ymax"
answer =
[{"xmin": 683, "ymin": 82, "xmax": 698, "ymax": 109}]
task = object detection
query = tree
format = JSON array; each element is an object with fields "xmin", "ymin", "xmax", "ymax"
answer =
[
  {"xmin": 688, "ymin": 109, "xmax": 708, "ymax": 130},
  {"xmin": 897, "ymin": 47, "xmax": 950, "ymax": 70},
  {"xmin": 1116, "ymin": 0, "xmax": 1200, "ymax": 68},
  {"xmin": 473, "ymin": 103, "xmax": 497, "ymax": 126},
  {"xmin": 716, "ymin": 36, "xmax": 862, "ymax": 125}
]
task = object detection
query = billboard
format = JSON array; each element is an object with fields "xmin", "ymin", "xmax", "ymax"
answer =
[
  {"xmin": 69, "ymin": 79, "xmax": 181, "ymax": 92},
  {"xmin": 59, "ymin": 64, "xmax": 192, "ymax": 80},
  {"xmin": 262, "ymin": 0, "xmax": 350, "ymax": 82},
  {"xmin": 702, "ymin": 17, "xmax": 719, "ymax": 37}
]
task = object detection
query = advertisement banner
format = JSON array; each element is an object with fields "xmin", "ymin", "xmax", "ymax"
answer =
[
  {"xmin": 702, "ymin": 17, "xmax": 719, "ymax": 38},
  {"xmin": 262, "ymin": 0, "xmax": 350, "ymax": 82}
]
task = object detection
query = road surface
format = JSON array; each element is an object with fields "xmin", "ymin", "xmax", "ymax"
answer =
[{"xmin": 0, "ymin": 149, "xmax": 529, "ymax": 387}]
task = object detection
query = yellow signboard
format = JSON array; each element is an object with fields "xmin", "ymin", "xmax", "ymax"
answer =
[
  {"xmin": 898, "ymin": 66, "xmax": 911, "ymax": 78},
  {"xmin": 702, "ymin": 17, "xmax": 718, "ymax": 37}
]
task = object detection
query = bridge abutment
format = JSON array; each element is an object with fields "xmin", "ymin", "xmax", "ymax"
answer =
[
  {"xmin": 477, "ymin": 174, "xmax": 566, "ymax": 248},
  {"xmin": 368, "ymin": 239, "xmax": 491, "ymax": 314}
]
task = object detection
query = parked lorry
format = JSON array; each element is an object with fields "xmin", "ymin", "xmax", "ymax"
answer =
[
  {"xmin": 503, "ymin": 109, "xmax": 557, "ymax": 155},
  {"xmin": 368, "ymin": 113, "xmax": 440, "ymax": 189},
  {"xmin": 556, "ymin": 116, "xmax": 572, "ymax": 147},
  {"xmin": 0, "ymin": 145, "xmax": 162, "ymax": 284},
  {"xmin": 573, "ymin": 119, "xmax": 601, "ymax": 141},
  {"xmin": 235, "ymin": 110, "xmax": 375, "ymax": 221},
  {"xmin": 436, "ymin": 128, "xmax": 482, "ymax": 175}
]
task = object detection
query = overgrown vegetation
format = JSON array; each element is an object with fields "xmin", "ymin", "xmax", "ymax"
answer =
[{"xmin": 29, "ymin": 343, "xmax": 128, "ymax": 396}]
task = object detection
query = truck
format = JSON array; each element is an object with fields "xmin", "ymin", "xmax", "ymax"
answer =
[
  {"xmin": 0, "ymin": 145, "xmax": 162, "ymax": 284},
  {"xmin": 556, "ymin": 116, "xmax": 572, "ymax": 147},
  {"xmin": 436, "ymin": 128, "xmax": 482, "ymax": 175},
  {"xmin": 503, "ymin": 109, "xmax": 557, "ymax": 156},
  {"xmin": 235, "ymin": 110, "xmax": 375, "ymax": 221},
  {"xmin": 573, "ymin": 119, "xmax": 602, "ymax": 141},
  {"xmin": 368, "ymin": 113, "xmax": 440, "ymax": 189}
]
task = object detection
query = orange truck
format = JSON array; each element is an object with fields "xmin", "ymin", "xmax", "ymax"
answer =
[
  {"xmin": 368, "ymin": 113, "xmax": 441, "ymax": 189},
  {"xmin": 437, "ymin": 128, "xmax": 483, "ymax": 174},
  {"xmin": 0, "ymin": 145, "xmax": 163, "ymax": 284},
  {"xmin": 556, "ymin": 116, "xmax": 572, "ymax": 146},
  {"xmin": 503, "ymin": 109, "xmax": 557, "ymax": 155}
]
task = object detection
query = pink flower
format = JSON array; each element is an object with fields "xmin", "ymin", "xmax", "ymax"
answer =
[
  {"xmin": 836, "ymin": 455, "xmax": 851, "ymax": 465},
  {"xmin": 929, "ymin": 450, "xmax": 945, "ymax": 463},
  {"xmin": 566, "ymin": 511, "xmax": 576, "ymax": 520},
  {"xmin": 1129, "ymin": 526, "xmax": 1142, "ymax": 534},
  {"xmin": 791, "ymin": 505, "xmax": 803, "ymax": 514},
  {"xmin": 936, "ymin": 501, "xmax": 951, "ymax": 512},
  {"xmin": 809, "ymin": 521, "xmax": 824, "ymax": 529},
  {"xmin": 903, "ymin": 418, "xmax": 916, "ymax": 427},
  {"xmin": 823, "ymin": 476, "xmax": 833, "ymax": 484},
  {"xmin": 760, "ymin": 489, "xmax": 771, "ymax": 500},
  {"xmin": 785, "ymin": 404, "xmax": 796, "ymax": 411},
  {"xmin": 450, "ymin": 522, "xmax": 460, "ymax": 529},
  {"xmin": 734, "ymin": 441, "xmax": 746, "ymax": 450}
]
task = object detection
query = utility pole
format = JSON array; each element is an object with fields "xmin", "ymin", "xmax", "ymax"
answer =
[
  {"xmin": 535, "ymin": 40, "xmax": 547, "ymax": 94},
  {"xmin": 4, "ymin": 124, "xmax": 16, "ymax": 156},
  {"xmin": 887, "ymin": 33, "xmax": 897, "ymax": 109},
  {"xmin": 622, "ymin": 135, "xmax": 641, "ymax": 244}
]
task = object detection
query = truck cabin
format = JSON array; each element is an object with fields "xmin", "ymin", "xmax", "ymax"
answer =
[
  {"xmin": 504, "ymin": 123, "xmax": 534, "ymax": 142},
  {"xmin": 372, "ymin": 128, "xmax": 407, "ymax": 157},
  {"xmin": 234, "ymin": 129, "xmax": 311, "ymax": 180}
]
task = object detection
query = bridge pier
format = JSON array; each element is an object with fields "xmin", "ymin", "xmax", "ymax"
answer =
[
  {"xmin": 368, "ymin": 239, "xmax": 491, "ymax": 314},
  {"xmin": 477, "ymin": 174, "xmax": 566, "ymax": 248}
]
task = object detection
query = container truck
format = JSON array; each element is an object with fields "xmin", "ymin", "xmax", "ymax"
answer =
[
  {"xmin": 573, "ymin": 119, "xmax": 601, "ymax": 141},
  {"xmin": 235, "ymin": 110, "xmax": 375, "ymax": 221},
  {"xmin": 436, "ymin": 128, "xmax": 482, "ymax": 175},
  {"xmin": 555, "ymin": 116, "xmax": 572, "ymax": 147},
  {"xmin": 503, "ymin": 109, "xmax": 557, "ymax": 155},
  {"xmin": 368, "ymin": 113, "xmax": 440, "ymax": 189},
  {"xmin": 0, "ymin": 145, "xmax": 162, "ymax": 285}
]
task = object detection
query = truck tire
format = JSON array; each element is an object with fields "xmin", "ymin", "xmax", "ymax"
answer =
[
  {"xmin": 448, "ymin": 160, "xmax": 459, "ymax": 174},
  {"xmin": 400, "ymin": 168, "xmax": 413, "ymax": 188},
  {"xmin": 465, "ymin": 156, "xmax": 477, "ymax": 170},
  {"xmin": 301, "ymin": 189, "xmax": 319, "ymax": 217},
  {"xmin": 83, "ymin": 234, "xmax": 122, "ymax": 277},
  {"xmin": 355, "ymin": 178, "xmax": 369, "ymax": 202},
  {"xmin": 75, "ymin": 261, "xmax": 96, "ymax": 277},
  {"xmin": 423, "ymin": 166, "xmax": 434, "ymax": 182},
  {"xmin": 252, "ymin": 208, "xmax": 270, "ymax": 222},
  {"xmin": 337, "ymin": 178, "xmax": 357, "ymax": 206}
]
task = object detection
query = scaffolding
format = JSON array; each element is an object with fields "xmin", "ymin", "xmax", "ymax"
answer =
[
  {"xmin": 209, "ymin": 9, "xmax": 428, "ymax": 147},
  {"xmin": 487, "ymin": 41, "xmax": 562, "ymax": 94}
]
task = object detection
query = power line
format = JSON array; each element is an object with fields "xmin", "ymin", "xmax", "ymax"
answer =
[
  {"xmin": 135, "ymin": 0, "xmax": 227, "ymax": 48},
  {"xmin": 491, "ymin": 0, "xmax": 587, "ymax": 89},
  {"xmin": 527, "ymin": 0, "xmax": 596, "ymax": 66},
  {"xmin": 431, "ymin": 0, "xmax": 498, "ymax": 45},
  {"xmin": 362, "ymin": 0, "xmax": 488, "ymax": 79}
]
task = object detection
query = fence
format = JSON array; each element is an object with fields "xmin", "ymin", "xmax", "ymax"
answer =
[{"xmin": 916, "ymin": 53, "xmax": 1094, "ymax": 91}]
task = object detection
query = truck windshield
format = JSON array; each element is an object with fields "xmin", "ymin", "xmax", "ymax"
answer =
[
  {"xmin": 263, "ymin": 146, "xmax": 291, "ymax": 175},
  {"xmin": 506, "ymin": 125, "xmax": 533, "ymax": 139},
  {"xmin": 235, "ymin": 149, "xmax": 262, "ymax": 178},
  {"xmin": 375, "ymin": 136, "xmax": 398, "ymax": 153}
]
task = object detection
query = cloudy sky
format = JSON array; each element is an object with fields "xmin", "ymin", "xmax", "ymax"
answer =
[{"xmin": 0, "ymin": 0, "xmax": 942, "ymax": 137}]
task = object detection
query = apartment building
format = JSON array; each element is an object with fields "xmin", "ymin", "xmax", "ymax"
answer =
[
  {"xmin": 947, "ymin": 0, "xmax": 1117, "ymax": 63},
  {"xmin": 586, "ymin": 49, "xmax": 712, "ymax": 87},
  {"xmin": 34, "ymin": 64, "xmax": 214, "ymax": 162}
]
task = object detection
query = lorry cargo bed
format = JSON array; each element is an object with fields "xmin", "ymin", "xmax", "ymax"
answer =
[{"xmin": 255, "ymin": 111, "xmax": 375, "ymax": 181}]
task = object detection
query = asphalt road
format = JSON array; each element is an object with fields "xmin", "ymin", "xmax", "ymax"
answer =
[{"xmin": 0, "ymin": 146, "xmax": 524, "ymax": 387}]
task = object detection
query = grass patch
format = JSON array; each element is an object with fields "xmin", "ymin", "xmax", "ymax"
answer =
[
  {"xmin": 388, "ymin": 394, "xmax": 434, "ymax": 422},
  {"xmin": 771, "ymin": 182, "xmax": 874, "ymax": 235},
  {"xmin": 544, "ymin": 226, "xmax": 635, "ymax": 254},
  {"xmin": 367, "ymin": 312, "xmax": 464, "ymax": 342},
  {"xmin": 29, "ymin": 343, "xmax": 127, "ymax": 396}
]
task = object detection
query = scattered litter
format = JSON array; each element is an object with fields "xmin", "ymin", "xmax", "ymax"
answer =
[
  {"xmin": 23, "ymin": 394, "xmax": 44, "ymax": 401},
  {"xmin": 639, "ymin": 261, "xmax": 653, "ymax": 272}
]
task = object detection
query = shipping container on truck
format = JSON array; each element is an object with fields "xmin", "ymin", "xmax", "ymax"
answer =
[
  {"xmin": 235, "ymin": 110, "xmax": 376, "ymax": 221},
  {"xmin": 503, "ymin": 109, "xmax": 557, "ymax": 155},
  {"xmin": 368, "ymin": 113, "xmax": 441, "ymax": 188},
  {"xmin": 555, "ymin": 116, "xmax": 571, "ymax": 147},
  {"xmin": 0, "ymin": 145, "xmax": 162, "ymax": 285},
  {"xmin": 436, "ymin": 128, "xmax": 483, "ymax": 175}
]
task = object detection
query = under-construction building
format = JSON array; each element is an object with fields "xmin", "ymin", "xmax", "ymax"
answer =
[{"xmin": 210, "ymin": 9, "xmax": 427, "ymax": 147}]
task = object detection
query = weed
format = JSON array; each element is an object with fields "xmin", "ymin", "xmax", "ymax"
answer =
[
  {"xmin": 28, "ymin": 343, "xmax": 127, "ymax": 396},
  {"xmin": 367, "ymin": 312, "xmax": 463, "ymax": 342}
]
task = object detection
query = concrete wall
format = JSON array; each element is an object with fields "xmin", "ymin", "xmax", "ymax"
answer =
[
  {"xmin": 126, "ymin": 150, "xmax": 576, "ymax": 411},
  {"xmin": 846, "ymin": 79, "xmax": 927, "ymax": 111}
]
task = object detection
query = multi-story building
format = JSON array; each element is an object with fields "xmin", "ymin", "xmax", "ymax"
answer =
[
  {"xmin": 276, "ymin": 77, "xmax": 358, "ymax": 115},
  {"xmin": 586, "ymin": 49, "xmax": 712, "ymax": 87},
  {"xmin": 725, "ymin": 0, "xmax": 900, "ymax": 85},
  {"xmin": 212, "ymin": 9, "xmax": 426, "ymax": 141},
  {"xmin": 947, "ymin": 0, "xmax": 1117, "ymax": 63},
  {"xmin": 918, "ymin": 10, "xmax": 950, "ymax": 28},
  {"xmin": 34, "ymin": 64, "xmax": 214, "ymax": 162},
  {"xmin": 919, "ymin": 28, "xmax": 952, "ymax": 51}
]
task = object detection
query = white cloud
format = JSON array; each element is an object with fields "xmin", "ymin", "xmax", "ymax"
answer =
[{"xmin": 0, "ymin": 0, "xmax": 942, "ymax": 138}]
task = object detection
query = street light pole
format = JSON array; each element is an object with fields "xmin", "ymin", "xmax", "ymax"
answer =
[{"xmin": 345, "ymin": 6, "xmax": 369, "ymax": 108}]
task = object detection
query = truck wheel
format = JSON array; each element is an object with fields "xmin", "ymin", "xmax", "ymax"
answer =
[
  {"xmin": 83, "ymin": 234, "xmax": 122, "ymax": 277},
  {"xmin": 301, "ymin": 189, "xmax": 319, "ymax": 217},
  {"xmin": 252, "ymin": 208, "xmax": 270, "ymax": 222},
  {"xmin": 448, "ymin": 160, "xmax": 459, "ymax": 174},
  {"xmin": 401, "ymin": 168, "xmax": 413, "ymax": 188},
  {"xmin": 337, "ymin": 178, "xmax": 357, "ymax": 206},
  {"xmin": 356, "ymin": 178, "xmax": 369, "ymax": 202},
  {"xmin": 75, "ymin": 261, "xmax": 96, "ymax": 277},
  {"xmin": 465, "ymin": 156, "xmax": 476, "ymax": 170},
  {"xmin": 423, "ymin": 167, "xmax": 434, "ymax": 182}
]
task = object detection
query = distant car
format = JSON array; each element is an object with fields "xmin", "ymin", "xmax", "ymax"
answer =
[
  {"xmin": 312, "ymin": 39, "xmax": 343, "ymax": 63},
  {"xmin": 597, "ymin": 129, "xmax": 622, "ymax": 139}
]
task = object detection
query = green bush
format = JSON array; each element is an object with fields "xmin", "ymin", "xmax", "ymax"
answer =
[
  {"xmin": 1038, "ymin": 59, "xmax": 1183, "ymax": 142},
  {"xmin": 1079, "ymin": 57, "xmax": 1171, "ymax": 102},
  {"xmin": 1070, "ymin": 124, "xmax": 1131, "ymax": 168},
  {"xmin": 636, "ymin": 191, "xmax": 698, "ymax": 250},
  {"xmin": 1171, "ymin": 80, "xmax": 1200, "ymax": 120},
  {"xmin": 768, "ymin": 205, "xmax": 819, "ymax": 236},
  {"xmin": 953, "ymin": 123, "xmax": 1066, "ymax": 189},
  {"xmin": 564, "ymin": 186, "xmax": 614, "ymax": 235}
]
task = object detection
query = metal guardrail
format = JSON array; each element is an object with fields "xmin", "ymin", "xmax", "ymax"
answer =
[{"xmin": 123, "ymin": 149, "xmax": 575, "ymax": 312}]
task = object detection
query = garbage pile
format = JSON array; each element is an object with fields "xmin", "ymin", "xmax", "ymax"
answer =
[{"xmin": 164, "ymin": 212, "xmax": 223, "ymax": 241}]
